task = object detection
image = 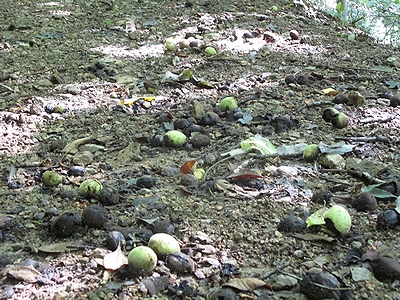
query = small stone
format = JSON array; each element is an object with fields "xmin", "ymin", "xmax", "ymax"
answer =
[
  {"xmin": 118, "ymin": 215, "xmax": 132, "ymax": 227},
  {"xmin": 106, "ymin": 231, "xmax": 125, "ymax": 251},
  {"xmin": 311, "ymin": 189, "xmax": 332, "ymax": 204},
  {"xmin": 369, "ymin": 257, "xmax": 400, "ymax": 282},
  {"xmin": 148, "ymin": 135, "xmax": 164, "ymax": 147},
  {"xmin": 318, "ymin": 154, "xmax": 345, "ymax": 169},
  {"xmin": 137, "ymin": 176, "xmax": 156, "ymax": 188},
  {"xmin": 289, "ymin": 30, "xmax": 300, "ymax": 40},
  {"xmin": 181, "ymin": 174, "xmax": 198, "ymax": 187},
  {"xmin": 390, "ymin": 93, "xmax": 400, "ymax": 107},
  {"xmin": 67, "ymin": 166, "xmax": 86, "ymax": 177},
  {"xmin": 301, "ymin": 270, "xmax": 342, "ymax": 300},
  {"xmin": 333, "ymin": 94, "xmax": 348, "ymax": 104},
  {"xmin": 377, "ymin": 210, "xmax": 398, "ymax": 229},
  {"xmin": 72, "ymin": 151, "xmax": 93, "ymax": 166},
  {"xmin": 199, "ymin": 112, "xmax": 220, "ymax": 126},
  {"xmin": 174, "ymin": 118, "xmax": 191, "ymax": 130},
  {"xmin": 50, "ymin": 139, "xmax": 67, "ymax": 152},
  {"xmin": 347, "ymin": 91, "xmax": 365, "ymax": 106},
  {"xmin": 153, "ymin": 219, "xmax": 175, "ymax": 235},
  {"xmin": 295, "ymin": 73, "xmax": 308, "ymax": 85},
  {"xmin": 190, "ymin": 134, "xmax": 211, "ymax": 148},
  {"xmin": 284, "ymin": 74, "xmax": 296, "ymax": 84}
]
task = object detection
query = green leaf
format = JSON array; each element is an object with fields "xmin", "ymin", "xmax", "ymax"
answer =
[
  {"xmin": 361, "ymin": 184, "xmax": 396, "ymax": 199},
  {"xmin": 306, "ymin": 208, "xmax": 329, "ymax": 227},
  {"xmin": 395, "ymin": 196, "xmax": 400, "ymax": 214},
  {"xmin": 240, "ymin": 135, "xmax": 277, "ymax": 155},
  {"xmin": 370, "ymin": 66, "xmax": 394, "ymax": 72},
  {"xmin": 178, "ymin": 70, "xmax": 193, "ymax": 82},
  {"xmin": 348, "ymin": 33, "xmax": 356, "ymax": 41},
  {"xmin": 385, "ymin": 80, "xmax": 400, "ymax": 88},
  {"xmin": 336, "ymin": 2, "xmax": 345, "ymax": 13}
]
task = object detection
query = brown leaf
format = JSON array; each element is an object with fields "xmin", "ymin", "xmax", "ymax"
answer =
[
  {"xmin": 227, "ymin": 168, "xmax": 263, "ymax": 180},
  {"xmin": 292, "ymin": 233, "xmax": 336, "ymax": 243},
  {"xmin": 6, "ymin": 265, "xmax": 41, "ymax": 283},
  {"xmin": 223, "ymin": 277, "xmax": 267, "ymax": 291},
  {"xmin": 38, "ymin": 242, "xmax": 71, "ymax": 253},
  {"xmin": 180, "ymin": 160, "xmax": 197, "ymax": 174}
]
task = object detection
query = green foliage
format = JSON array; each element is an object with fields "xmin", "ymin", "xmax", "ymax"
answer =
[
  {"xmin": 336, "ymin": 1, "xmax": 345, "ymax": 13},
  {"xmin": 308, "ymin": 0, "xmax": 400, "ymax": 46}
]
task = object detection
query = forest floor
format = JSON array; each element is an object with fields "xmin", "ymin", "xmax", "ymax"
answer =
[{"xmin": 0, "ymin": 0, "xmax": 400, "ymax": 299}]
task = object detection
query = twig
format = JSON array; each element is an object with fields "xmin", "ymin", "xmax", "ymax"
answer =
[
  {"xmin": 0, "ymin": 83, "xmax": 13, "ymax": 92},
  {"xmin": 7, "ymin": 165, "xmax": 17, "ymax": 184},
  {"xmin": 204, "ymin": 156, "xmax": 234, "ymax": 179},
  {"xmin": 335, "ymin": 136, "xmax": 389, "ymax": 143}
]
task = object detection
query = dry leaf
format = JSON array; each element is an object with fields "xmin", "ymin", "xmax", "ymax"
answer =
[
  {"xmin": 103, "ymin": 245, "xmax": 128, "ymax": 270},
  {"xmin": 292, "ymin": 233, "xmax": 336, "ymax": 243},
  {"xmin": 62, "ymin": 136, "xmax": 93, "ymax": 154},
  {"xmin": 38, "ymin": 242, "xmax": 72, "ymax": 253},
  {"xmin": 180, "ymin": 160, "xmax": 197, "ymax": 174},
  {"xmin": 6, "ymin": 265, "xmax": 41, "ymax": 283},
  {"xmin": 223, "ymin": 277, "xmax": 267, "ymax": 291}
]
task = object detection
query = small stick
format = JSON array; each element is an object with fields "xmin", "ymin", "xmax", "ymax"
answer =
[{"xmin": 0, "ymin": 83, "xmax": 13, "ymax": 92}]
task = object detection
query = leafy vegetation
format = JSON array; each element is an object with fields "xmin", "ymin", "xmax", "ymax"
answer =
[{"xmin": 309, "ymin": 0, "xmax": 400, "ymax": 45}]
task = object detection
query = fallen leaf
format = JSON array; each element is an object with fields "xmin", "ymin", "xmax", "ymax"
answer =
[
  {"xmin": 103, "ymin": 245, "xmax": 128, "ymax": 270},
  {"xmin": 180, "ymin": 160, "xmax": 197, "ymax": 174},
  {"xmin": 240, "ymin": 135, "xmax": 277, "ymax": 155},
  {"xmin": 62, "ymin": 136, "xmax": 93, "ymax": 154},
  {"xmin": 38, "ymin": 242, "xmax": 73, "ymax": 253},
  {"xmin": 227, "ymin": 168, "xmax": 263, "ymax": 180},
  {"xmin": 292, "ymin": 233, "xmax": 336, "ymax": 243},
  {"xmin": 6, "ymin": 265, "xmax": 41, "ymax": 283},
  {"xmin": 223, "ymin": 277, "xmax": 267, "ymax": 291}
]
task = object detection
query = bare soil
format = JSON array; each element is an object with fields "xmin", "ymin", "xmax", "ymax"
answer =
[{"xmin": 0, "ymin": 0, "xmax": 400, "ymax": 299}]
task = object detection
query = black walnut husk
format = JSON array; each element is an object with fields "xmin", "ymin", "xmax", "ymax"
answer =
[
  {"xmin": 277, "ymin": 216, "xmax": 306, "ymax": 233},
  {"xmin": 51, "ymin": 211, "xmax": 82, "ymax": 238},
  {"xmin": 353, "ymin": 192, "xmax": 377, "ymax": 211},
  {"xmin": 82, "ymin": 205, "xmax": 108, "ymax": 229},
  {"xmin": 98, "ymin": 186, "xmax": 120, "ymax": 205}
]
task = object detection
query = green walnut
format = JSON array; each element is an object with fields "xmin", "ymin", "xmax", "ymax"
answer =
[
  {"xmin": 42, "ymin": 170, "xmax": 63, "ymax": 187},
  {"xmin": 219, "ymin": 97, "xmax": 238, "ymax": 111},
  {"xmin": 165, "ymin": 40, "xmax": 176, "ymax": 51},
  {"xmin": 204, "ymin": 46, "xmax": 217, "ymax": 55},
  {"xmin": 148, "ymin": 233, "xmax": 180, "ymax": 259},
  {"xmin": 324, "ymin": 205, "xmax": 352, "ymax": 235},
  {"xmin": 128, "ymin": 246, "xmax": 158, "ymax": 275},
  {"xmin": 303, "ymin": 144, "xmax": 320, "ymax": 162},
  {"xmin": 164, "ymin": 130, "xmax": 187, "ymax": 147},
  {"xmin": 332, "ymin": 113, "xmax": 350, "ymax": 129},
  {"xmin": 79, "ymin": 179, "xmax": 103, "ymax": 198}
]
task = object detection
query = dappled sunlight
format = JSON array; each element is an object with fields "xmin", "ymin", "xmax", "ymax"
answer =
[{"xmin": 91, "ymin": 43, "xmax": 165, "ymax": 59}]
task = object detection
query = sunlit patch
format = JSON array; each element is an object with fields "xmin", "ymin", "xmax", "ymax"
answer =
[
  {"xmin": 37, "ymin": 2, "xmax": 63, "ymax": 7},
  {"xmin": 49, "ymin": 10, "xmax": 71, "ymax": 16},
  {"xmin": 91, "ymin": 44, "xmax": 165, "ymax": 59}
]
